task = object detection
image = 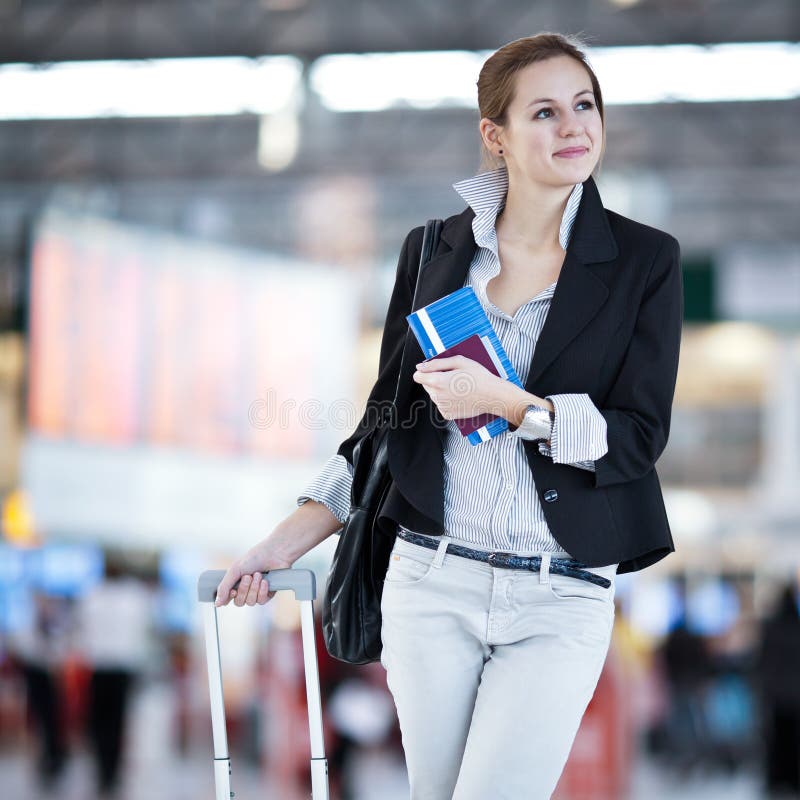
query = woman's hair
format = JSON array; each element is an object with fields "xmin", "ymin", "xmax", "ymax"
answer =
[{"xmin": 477, "ymin": 32, "xmax": 606, "ymax": 174}]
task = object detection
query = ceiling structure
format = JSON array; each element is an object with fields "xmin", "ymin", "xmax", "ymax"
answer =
[
  {"xmin": 0, "ymin": 0, "xmax": 798, "ymax": 329},
  {"xmin": 1, "ymin": 98, "xmax": 797, "ymax": 253},
  {"xmin": 1, "ymin": 0, "xmax": 797, "ymax": 62}
]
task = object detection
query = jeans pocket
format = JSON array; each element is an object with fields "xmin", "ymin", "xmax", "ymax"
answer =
[
  {"xmin": 548, "ymin": 572, "xmax": 615, "ymax": 603},
  {"xmin": 383, "ymin": 542, "xmax": 436, "ymax": 587}
]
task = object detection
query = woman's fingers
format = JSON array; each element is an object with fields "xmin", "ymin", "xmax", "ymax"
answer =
[
  {"xmin": 217, "ymin": 567, "xmax": 279, "ymax": 608},
  {"xmin": 246, "ymin": 572, "xmax": 262, "ymax": 606},
  {"xmin": 234, "ymin": 573, "xmax": 252, "ymax": 606},
  {"xmin": 231, "ymin": 572, "xmax": 272, "ymax": 607},
  {"xmin": 259, "ymin": 579, "xmax": 275, "ymax": 604},
  {"xmin": 230, "ymin": 574, "xmax": 244, "ymax": 606},
  {"xmin": 215, "ymin": 567, "xmax": 243, "ymax": 607}
]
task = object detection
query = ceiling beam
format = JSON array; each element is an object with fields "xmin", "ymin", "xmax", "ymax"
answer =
[{"xmin": 0, "ymin": 0, "xmax": 797, "ymax": 64}]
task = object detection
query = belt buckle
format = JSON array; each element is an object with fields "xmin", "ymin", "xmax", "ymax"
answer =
[{"xmin": 487, "ymin": 552, "xmax": 497, "ymax": 566}]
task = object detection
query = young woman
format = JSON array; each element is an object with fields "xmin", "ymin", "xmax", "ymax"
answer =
[{"xmin": 216, "ymin": 32, "xmax": 683, "ymax": 799}]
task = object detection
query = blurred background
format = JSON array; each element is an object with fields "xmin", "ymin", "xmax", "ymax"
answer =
[{"xmin": 0, "ymin": 2, "xmax": 799, "ymax": 799}]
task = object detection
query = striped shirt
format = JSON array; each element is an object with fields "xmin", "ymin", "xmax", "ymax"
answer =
[{"xmin": 298, "ymin": 164, "xmax": 614, "ymax": 561}]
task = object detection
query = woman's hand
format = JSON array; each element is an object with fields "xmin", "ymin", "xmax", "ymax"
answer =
[
  {"xmin": 214, "ymin": 543, "xmax": 294, "ymax": 608},
  {"xmin": 412, "ymin": 355, "xmax": 512, "ymax": 421}
]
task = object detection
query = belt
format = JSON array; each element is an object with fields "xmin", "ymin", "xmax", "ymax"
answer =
[{"xmin": 396, "ymin": 530, "xmax": 612, "ymax": 589}]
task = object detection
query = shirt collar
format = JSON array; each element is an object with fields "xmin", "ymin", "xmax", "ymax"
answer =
[{"xmin": 451, "ymin": 164, "xmax": 583, "ymax": 252}]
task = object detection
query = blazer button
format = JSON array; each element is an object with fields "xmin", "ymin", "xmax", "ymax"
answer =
[{"xmin": 543, "ymin": 489, "xmax": 559, "ymax": 503}]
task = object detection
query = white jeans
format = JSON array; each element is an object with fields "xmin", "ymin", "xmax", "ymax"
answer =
[{"xmin": 379, "ymin": 534, "xmax": 617, "ymax": 800}]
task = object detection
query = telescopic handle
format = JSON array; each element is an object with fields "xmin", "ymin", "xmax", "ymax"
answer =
[{"xmin": 197, "ymin": 568, "xmax": 317, "ymax": 603}]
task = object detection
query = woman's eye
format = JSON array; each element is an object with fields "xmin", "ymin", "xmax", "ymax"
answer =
[{"xmin": 534, "ymin": 100, "xmax": 594, "ymax": 119}]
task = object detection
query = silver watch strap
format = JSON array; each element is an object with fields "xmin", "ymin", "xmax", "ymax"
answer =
[{"xmin": 510, "ymin": 403, "xmax": 554, "ymax": 441}]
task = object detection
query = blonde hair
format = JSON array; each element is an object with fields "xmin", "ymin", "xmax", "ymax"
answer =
[{"xmin": 476, "ymin": 32, "xmax": 606, "ymax": 174}]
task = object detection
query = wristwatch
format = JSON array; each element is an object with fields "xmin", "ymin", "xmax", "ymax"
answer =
[{"xmin": 510, "ymin": 403, "xmax": 555, "ymax": 442}]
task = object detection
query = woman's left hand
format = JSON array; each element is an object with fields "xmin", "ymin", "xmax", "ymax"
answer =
[{"xmin": 412, "ymin": 356, "xmax": 510, "ymax": 421}]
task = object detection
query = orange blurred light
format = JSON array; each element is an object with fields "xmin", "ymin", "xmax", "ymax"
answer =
[{"xmin": 1, "ymin": 489, "xmax": 39, "ymax": 546}]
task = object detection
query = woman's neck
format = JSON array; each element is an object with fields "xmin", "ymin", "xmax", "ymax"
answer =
[{"xmin": 496, "ymin": 175, "xmax": 575, "ymax": 252}]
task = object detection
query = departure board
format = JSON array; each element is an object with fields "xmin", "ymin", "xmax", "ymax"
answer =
[{"xmin": 26, "ymin": 209, "xmax": 359, "ymax": 460}]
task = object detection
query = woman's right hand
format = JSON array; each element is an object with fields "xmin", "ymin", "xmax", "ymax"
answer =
[{"xmin": 214, "ymin": 543, "xmax": 294, "ymax": 608}]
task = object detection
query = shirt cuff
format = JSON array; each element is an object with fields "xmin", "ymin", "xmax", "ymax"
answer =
[
  {"xmin": 296, "ymin": 454, "xmax": 353, "ymax": 525},
  {"xmin": 537, "ymin": 440, "xmax": 597, "ymax": 472},
  {"xmin": 544, "ymin": 393, "xmax": 608, "ymax": 466}
]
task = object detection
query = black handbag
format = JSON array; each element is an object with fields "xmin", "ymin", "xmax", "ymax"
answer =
[{"xmin": 322, "ymin": 218, "xmax": 443, "ymax": 664}]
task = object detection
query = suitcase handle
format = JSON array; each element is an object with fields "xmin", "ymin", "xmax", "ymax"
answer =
[
  {"xmin": 197, "ymin": 567, "xmax": 329, "ymax": 799},
  {"xmin": 197, "ymin": 568, "xmax": 316, "ymax": 603}
]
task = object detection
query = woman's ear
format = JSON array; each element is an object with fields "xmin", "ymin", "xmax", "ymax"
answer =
[{"xmin": 479, "ymin": 117, "xmax": 500, "ymax": 150}]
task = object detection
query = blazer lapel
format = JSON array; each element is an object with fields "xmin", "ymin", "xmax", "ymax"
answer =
[
  {"xmin": 388, "ymin": 208, "xmax": 477, "ymax": 510},
  {"xmin": 524, "ymin": 175, "xmax": 618, "ymax": 390},
  {"xmin": 410, "ymin": 206, "xmax": 477, "ymax": 314},
  {"xmin": 393, "ymin": 206, "xmax": 477, "ymax": 414}
]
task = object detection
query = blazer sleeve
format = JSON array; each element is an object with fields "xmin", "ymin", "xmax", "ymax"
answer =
[
  {"xmin": 593, "ymin": 234, "xmax": 684, "ymax": 488},
  {"xmin": 335, "ymin": 225, "xmax": 424, "ymax": 469}
]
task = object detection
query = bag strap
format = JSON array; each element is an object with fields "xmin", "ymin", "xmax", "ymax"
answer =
[
  {"xmin": 387, "ymin": 218, "xmax": 443, "ymax": 417},
  {"xmin": 416, "ymin": 218, "xmax": 443, "ymax": 304}
]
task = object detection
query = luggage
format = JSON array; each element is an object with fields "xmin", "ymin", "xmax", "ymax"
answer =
[{"xmin": 197, "ymin": 568, "xmax": 329, "ymax": 799}]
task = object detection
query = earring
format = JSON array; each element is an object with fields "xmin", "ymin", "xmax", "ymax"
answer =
[{"xmin": 498, "ymin": 149, "xmax": 504, "ymax": 155}]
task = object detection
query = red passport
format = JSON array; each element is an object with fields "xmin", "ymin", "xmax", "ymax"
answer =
[{"xmin": 423, "ymin": 333, "xmax": 506, "ymax": 436}]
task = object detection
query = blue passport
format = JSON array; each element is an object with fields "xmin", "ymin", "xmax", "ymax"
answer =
[{"xmin": 406, "ymin": 286, "xmax": 523, "ymax": 445}]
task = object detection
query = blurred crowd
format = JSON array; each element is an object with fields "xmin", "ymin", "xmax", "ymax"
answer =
[
  {"xmin": 2, "ymin": 554, "xmax": 155, "ymax": 796},
  {"xmin": 648, "ymin": 580, "xmax": 800, "ymax": 797}
]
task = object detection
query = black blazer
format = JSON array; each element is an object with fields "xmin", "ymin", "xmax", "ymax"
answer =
[{"xmin": 337, "ymin": 173, "xmax": 684, "ymax": 575}]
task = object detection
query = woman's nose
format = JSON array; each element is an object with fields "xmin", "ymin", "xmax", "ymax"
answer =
[{"xmin": 559, "ymin": 114, "xmax": 585, "ymax": 137}]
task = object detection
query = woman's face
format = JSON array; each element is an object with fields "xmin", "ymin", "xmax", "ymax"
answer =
[{"xmin": 484, "ymin": 55, "xmax": 603, "ymax": 188}]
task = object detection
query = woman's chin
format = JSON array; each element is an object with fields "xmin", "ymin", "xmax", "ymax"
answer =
[{"xmin": 550, "ymin": 159, "xmax": 594, "ymax": 181}]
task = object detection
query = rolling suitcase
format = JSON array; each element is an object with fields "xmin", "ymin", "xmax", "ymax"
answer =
[{"xmin": 197, "ymin": 568, "xmax": 329, "ymax": 800}]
